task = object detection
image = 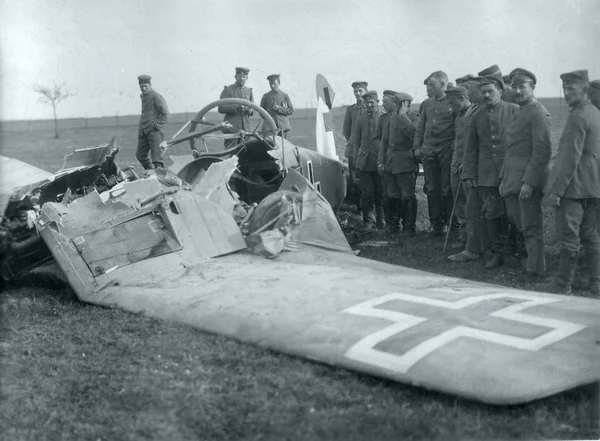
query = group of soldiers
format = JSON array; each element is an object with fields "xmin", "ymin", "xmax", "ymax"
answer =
[
  {"xmin": 134, "ymin": 67, "xmax": 295, "ymax": 167},
  {"xmin": 133, "ymin": 66, "xmax": 600, "ymax": 298},
  {"xmin": 343, "ymin": 65, "xmax": 600, "ymax": 297}
]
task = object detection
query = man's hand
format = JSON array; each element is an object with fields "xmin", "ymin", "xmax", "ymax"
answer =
[
  {"xmin": 377, "ymin": 164, "xmax": 385, "ymax": 176},
  {"xmin": 272, "ymin": 104, "xmax": 280, "ymax": 112},
  {"xmin": 462, "ymin": 178, "xmax": 477, "ymax": 190},
  {"xmin": 519, "ymin": 182, "xmax": 534, "ymax": 200},
  {"xmin": 547, "ymin": 193, "xmax": 561, "ymax": 208},
  {"xmin": 191, "ymin": 149, "xmax": 200, "ymax": 159},
  {"xmin": 413, "ymin": 148, "xmax": 422, "ymax": 161},
  {"xmin": 398, "ymin": 101, "xmax": 409, "ymax": 115}
]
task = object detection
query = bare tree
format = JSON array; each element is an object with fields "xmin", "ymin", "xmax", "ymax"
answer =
[{"xmin": 33, "ymin": 82, "xmax": 73, "ymax": 138}]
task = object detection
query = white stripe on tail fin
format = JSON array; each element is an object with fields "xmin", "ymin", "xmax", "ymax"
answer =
[{"xmin": 315, "ymin": 74, "xmax": 338, "ymax": 160}]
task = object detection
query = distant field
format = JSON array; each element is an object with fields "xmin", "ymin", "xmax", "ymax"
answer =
[{"xmin": 1, "ymin": 98, "xmax": 598, "ymax": 441}]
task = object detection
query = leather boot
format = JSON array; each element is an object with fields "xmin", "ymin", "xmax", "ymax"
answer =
[
  {"xmin": 539, "ymin": 249, "xmax": 579, "ymax": 295},
  {"xmin": 383, "ymin": 196, "xmax": 391, "ymax": 226},
  {"xmin": 583, "ymin": 248, "xmax": 600, "ymax": 296},
  {"xmin": 375, "ymin": 201, "xmax": 386, "ymax": 229},
  {"xmin": 403, "ymin": 197, "xmax": 417, "ymax": 236},
  {"xmin": 386, "ymin": 198, "xmax": 400, "ymax": 233}
]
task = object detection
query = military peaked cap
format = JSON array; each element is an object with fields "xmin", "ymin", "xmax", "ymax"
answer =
[
  {"xmin": 352, "ymin": 81, "xmax": 368, "ymax": 89},
  {"xmin": 395, "ymin": 92, "xmax": 413, "ymax": 103},
  {"xmin": 138, "ymin": 74, "xmax": 152, "ymax": 84},
  {"xmin": 560, "ymin": 69, "xmax": 589, "ymax": 85},
  {"xmin": 478, "ymin": 64, "xmax": 502, "ymax": 78},
  {"xmin": 362, "ymin": 90, "xmax": 379, "ymax": 101},
  {"xmin": 267, "ymin": 74, "xmax": 281, "ymax": 81},
  {"xmin": 236, "ymin": 67, "xmax": 250, "ymax": 75},
  {"xmin": 455, "ymin": 74, "xmax": 475, "ymax": 85},
  {"xmin": 383, "ymin": 89, "xmax": 399, "ymax": 97},
  {"xmin": 445, "ymin": 86, "xmax": 469, "ymax": 97},
  {"xmin": 510, "ymin": 68, "xmax": 537, "ymax": 85},
  {"xmin": 502, "ymin": 74, "xmax": 511, "ymax": 84}
]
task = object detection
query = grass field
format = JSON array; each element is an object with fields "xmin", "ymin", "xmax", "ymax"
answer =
[{"xmin": 1, "ymin": 99, "xmax": 599, "ymax": 441}]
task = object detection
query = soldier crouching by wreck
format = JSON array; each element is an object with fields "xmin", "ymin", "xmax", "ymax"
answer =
[
  {"xmin": 354, "ymin": 90, "xmax": 384, "ymax": 230},
  {"xmin": 136, "ymin": 74, "xmax": 169, "ymax": 172}
]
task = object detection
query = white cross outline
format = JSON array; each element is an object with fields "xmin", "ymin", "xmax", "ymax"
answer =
[{"xmin": 343, "ymin": 293, "xmax": 586, "ymax": 374}]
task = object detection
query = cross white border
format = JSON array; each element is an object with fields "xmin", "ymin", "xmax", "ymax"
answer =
[{"xmin": 343, "ymin": 293, "xmax": 586, "ymax": 374}]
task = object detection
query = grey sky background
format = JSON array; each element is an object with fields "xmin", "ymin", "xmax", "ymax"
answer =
[{"xmin": 1, "ymin": 0, "xmax": 598, "ymax": 121}]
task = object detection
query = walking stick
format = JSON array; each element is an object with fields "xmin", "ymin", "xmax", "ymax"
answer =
[{"xmin": 443, "ymin": 179, "xmax": 463, "ymax": 252}]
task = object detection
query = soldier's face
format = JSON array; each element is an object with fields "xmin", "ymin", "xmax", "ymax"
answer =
[
  {"xmin": 563, "ymin": 83, "xmax": 587, "ymax": 106},
  {"xmin": 481, "ymin": 83, "xmax": 501, "ymax": 106},
  {"xmin": 427, "ymin": 77, "xmax": 445, "ymax": 97},
  {"xmin": 448, "ymin": 95, "xmax": 468, "ymax": 113},
  {"xmin": 235, "ymin": 73, "xmax": 248, "ymax": 86},
  {"xmin": 511, "ymin": 81, "xmax": 535, "ymax": 105},
  {"xmin": 365, "ymin": 98, "xmax": 378, "ymax": 112},
  {"xmin": 467, "ymin": 81, "xmax": 482, "ymax": 104},
  {"xmin": 353, "ymin": 87, "xmax": 366, "ymax": 101},
  {"xmin": 139, "ymin": 83, "xmax": 151, "ymax": 94},
  {"xmin": 269, "ymin": 80, "xmax": 280, "ymax": 92},
  {"xmin": 382, "ymin": 97, "xmax": 396, "ymax": 113}
]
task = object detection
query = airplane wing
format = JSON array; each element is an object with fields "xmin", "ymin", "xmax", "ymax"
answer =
[
  {"xmin": 81, "ymin": 247, "xmax": 600, "ymax": 405},
  {"xmin": 0, "ymin": 155, "xmax": 54, "ymax": 215}
]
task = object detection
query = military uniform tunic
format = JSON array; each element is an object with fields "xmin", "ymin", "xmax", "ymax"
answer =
[
  {"xmin": 260, "ymin": 89, "xmax": 294, "ymax": 133},
  {"xmin": 500, "ymin": 100, "xmax": 552, "ymax": 274},
  {"xmin": 136, "ymin": 89, "xmax": 169, "ymax": 170},
  {"xmin": 355, "ymin": 109, "xmax": 384, "ymax": 223},
  {"xmin": 218, "ymin": 83, "xmax": 254, "ymax": 132},
  {"xmin": 343, "ymin": 101, "xmax": 366, "ymax": 160}
]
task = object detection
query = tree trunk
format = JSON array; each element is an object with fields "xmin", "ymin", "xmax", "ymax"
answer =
[{"xmin": 53, "ymin": 105, "xmax": 59, "ymax": 138}]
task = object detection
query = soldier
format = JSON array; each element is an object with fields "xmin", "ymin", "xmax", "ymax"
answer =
[
  {"xmin": 502, "ymin": 74, "xmax": 518, "ymax": 103},
  {"xmin": 343, "ymin": 81, "xmax": 368, "ymax": 179},
  {"xmin": 499, "ymin": 68, "xmax": 552, "ymax": 279},
  {"xmin": 136, "ymin": 74, "xmax": 169, "ymax": 172},
  {"xmin": 354, "ymin": 90, "xmax": 384, "ymax": 229},
  {"xmin": 378, "ymin": 92, "xmax": 419, "ymax": 235},
  {"xmin": 461, "ymin": 66, "xmax": 520, "ymax": 269},
  {"xmin": 413, "ymin": 70, "xmax": 455, "ymax": 236},
  {"xmin": 590, "ymin": 80, "xmax": 600, "ymax": 110},
  {"xmin": 260, "ymin": 74, "xmax": 294, "ymax": 138},
  {"xmin": 540, "ymin": 69, "xmax": 600, "ymax": 296},
  {"xmin": 217, "ymin": 67, "xmax": 254, "ymax": 149},
  {"xmin": 444, "ymin": 86, "xmax": 474, "ymax": 251},
  {"xmin": 455, "ymin": 74, "xmax": 475, "ymax": 89},
  {"xmin": 417, "ymin": 76, "xmax": 432, "ymax": 117}
]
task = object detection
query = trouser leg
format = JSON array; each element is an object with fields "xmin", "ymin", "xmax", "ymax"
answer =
[
  {"xmin": 464, "ymin": 186, "xmax": 484, "ymax": 254},
  {"xmin": 359, "ymin": 171, "xmax": 375, "ymax": 225},
  {"xmin": 136, "ymin": 133, "xmax": 153, "ymax": 170},
  {"xmin": 422, "ymin": 155, "xmax": 444, "ymax": 232},
  {"xmin": 519, "ymin": 189, "xmax": 546, "ymax": 275},
  {"xmin": 147, "ymin": 130, "xmax": 165, "ymax": 169}
]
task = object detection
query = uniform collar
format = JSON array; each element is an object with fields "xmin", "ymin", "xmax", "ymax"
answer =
[{"xmin": 570, "ymin": 99, "xmax": 590, "ymax": 110}]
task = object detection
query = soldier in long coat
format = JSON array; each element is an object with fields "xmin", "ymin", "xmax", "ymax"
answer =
[
  {"xmin": 413, "ymin": 71, "xmax": 456, "ymax": 236},
  {"xmin": 136, "ymin": 74, "xmax": 169, "ymax": 171},
  {"xmin": 462, "ymin": 68, "xmax": 519, "ymax": 270},
  {"xmin": 378, "ymin": 92, "xmax": 419, "ymax": 234},
  {"xmin": 354, "ymin": 90, "xmax": 384, "ymax": 229},
  {"xmin": 260, "ymin": 74, "xmax": 294, "ymax": 137},
  {"xmin": 540, "ymin": 70, "xmax": 600, "ymax": 296},
  {"xmin": 343, "ymin": 81, "xmax": 368, "ymax": 177},
  {"xmin": 499, "ymin": 68, "xmax": 552, "ymax": 279}
]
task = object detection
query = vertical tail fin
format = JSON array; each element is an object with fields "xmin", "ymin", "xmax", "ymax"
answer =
[{"xmin": 315, "ymin": 74, "xmax": 338, "ymax": 160}]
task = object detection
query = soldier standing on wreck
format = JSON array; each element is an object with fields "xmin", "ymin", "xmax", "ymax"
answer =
[
  {"xmin": 260, "ymin": 74, "xmax": 294, "ymax": 138},
  {"xmin": 218, "ymin": 67, "xmax": 255, "ymax": 149},
  {"xmin": 136, "ymin": 74, "xmax": 169, "ymax": 172}
]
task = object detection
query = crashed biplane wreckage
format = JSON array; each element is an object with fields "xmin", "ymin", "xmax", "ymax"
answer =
[{"xmin": 2, "ymin": 92, "xmax": 599, "ymax": 406}]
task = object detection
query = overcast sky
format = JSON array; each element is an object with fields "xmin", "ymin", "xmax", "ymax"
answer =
[{"xmin": 1, "ymin": 0, "xmax": 598, "ymax": 120}]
